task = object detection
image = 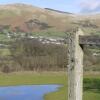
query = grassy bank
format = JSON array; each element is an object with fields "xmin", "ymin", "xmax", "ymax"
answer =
[
  {"xmin": 0, "ymin": 72, "xmax": 100, "ymax": 100},
  {"xmin": 0, "ymin": 72, "xmax": 67, "ymax": 86}
]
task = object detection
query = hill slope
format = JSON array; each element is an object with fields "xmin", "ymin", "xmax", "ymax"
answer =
[{"xmin": 0, "ymin": 3, "xmax": 100, "ymax": 35}]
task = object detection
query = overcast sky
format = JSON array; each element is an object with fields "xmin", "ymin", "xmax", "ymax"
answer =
[{"xmin": 0, "ymin": 0, "xmax": 100, "ymax": 13}]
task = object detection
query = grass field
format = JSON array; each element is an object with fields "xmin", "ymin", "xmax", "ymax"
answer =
[{"xmin": 0, "ymin": 72, "xmax": 100, "ymax": 100}]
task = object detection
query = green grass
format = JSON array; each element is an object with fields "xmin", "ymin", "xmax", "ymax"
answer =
[
  {"xmin": 45, "ymin": 73, "xmax": 100, "ymax": 100},
  {"xmin": 84, "ymin": 91, "xmax": 100, "ymax": 100},
  {"xmin": 0, "ymin": 72, "xmax": 100, "ymax": 100},
  {"xmin": 0, "ymin": 48, "xmax": 11, "ymax": 56},
  {"xmin": 0, "ymin": 34, "xmax": 7, "ymax": 41},
  {"xmin": 32, "ymin": 31, "xmax": 66, "ymax": 38},
  {"xmin": 0, "ymin": 72, "xmax": 67, "ymax": 86}
]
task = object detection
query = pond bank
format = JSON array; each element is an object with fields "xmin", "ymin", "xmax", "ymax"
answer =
[{"xmin": 0, "ymin": 71, "xmax": 100, "ymax": 100}]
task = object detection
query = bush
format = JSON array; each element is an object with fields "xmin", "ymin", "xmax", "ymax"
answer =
[{"xmin": 84, "ymin": 78, "xmax": 100, "ymax": 92}]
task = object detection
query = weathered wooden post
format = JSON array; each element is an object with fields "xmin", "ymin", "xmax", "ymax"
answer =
[{"xmin": 67, "ymin": 28, "xmax": 84, "ymax": 100}]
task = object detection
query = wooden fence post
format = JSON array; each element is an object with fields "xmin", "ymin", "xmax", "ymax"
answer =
[{"xmin": 67, "ymin": 28, "xmax": 84, "ymax": 100}]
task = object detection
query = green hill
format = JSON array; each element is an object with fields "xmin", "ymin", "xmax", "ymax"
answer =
[{"xmin": 0, "ymin": 3, "xmax": 100, "ymax": 36}]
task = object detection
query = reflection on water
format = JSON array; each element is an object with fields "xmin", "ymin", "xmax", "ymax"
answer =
[{"xmin": 0, "ymin": 85, "xmax": 60, "ymax": 100}]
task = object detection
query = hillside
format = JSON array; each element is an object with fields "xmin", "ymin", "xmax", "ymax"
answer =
[
  {"xmin": 0, "ymin": 3, "xmax": 100, "ymax": 35},
  {"xmin": 0, "ymin": 3, "xmax": 100, "ymax": 72},
  {"xmin": 0, "ymin": 3, "xmax": 73, "ymax": 33}
]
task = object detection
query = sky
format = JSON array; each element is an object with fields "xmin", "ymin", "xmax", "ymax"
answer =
[{"xmin": 0, "ymin": 0, "xmax": 100, "ymax": 13}]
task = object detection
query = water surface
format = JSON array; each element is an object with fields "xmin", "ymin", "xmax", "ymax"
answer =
[{"xmin": 0, "ymin": 85, "xmax": 60, "ymax": 100}]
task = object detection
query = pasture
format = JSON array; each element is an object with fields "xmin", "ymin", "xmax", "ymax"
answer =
[{"xmin": 0, "ymin": 72, "xmax": 100, "ymax": 100}]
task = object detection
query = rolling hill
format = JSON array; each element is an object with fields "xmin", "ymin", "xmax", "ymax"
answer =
[{"xmin": 0, "ymin": 3, "xmax": 100, "ymax": 35}]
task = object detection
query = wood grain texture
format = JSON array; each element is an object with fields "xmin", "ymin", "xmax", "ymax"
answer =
[{"xmin": 67, "ymin": 28, "xmax": 84, "ymax": 100}]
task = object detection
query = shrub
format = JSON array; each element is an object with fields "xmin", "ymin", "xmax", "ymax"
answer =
[{"xmin": 84, "ymin": 78, "xmax": 100, "ymax": 92}]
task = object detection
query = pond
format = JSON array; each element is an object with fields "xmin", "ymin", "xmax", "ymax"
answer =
[{"xmin": 0, "ymin": 85, "xmax": 60, "ymax": 100}]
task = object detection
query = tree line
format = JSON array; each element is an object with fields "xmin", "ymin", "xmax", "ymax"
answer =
[
  {"xmin": 0, "ymin": 36, "xmax": 100, "ymax": 73},
  {"xmin": 0, "ymin": 37, "xmax": 67, "ymax": 73}
]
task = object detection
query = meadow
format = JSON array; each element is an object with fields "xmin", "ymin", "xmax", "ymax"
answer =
[
  {"xmin": 0, "ymin": 72, "xmax": 100, "ymax": 100},
  {"xmin": 0, "ymin": 31, "xmax": 100, "ymax": 100}
]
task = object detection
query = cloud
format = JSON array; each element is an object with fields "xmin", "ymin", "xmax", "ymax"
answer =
[{"xmin": 79, "ymin": 0, "xmax": 100, "ymax": 13}]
